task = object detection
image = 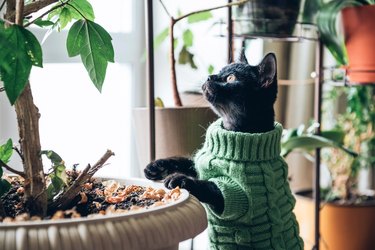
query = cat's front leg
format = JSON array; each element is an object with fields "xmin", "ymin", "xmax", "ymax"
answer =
[
  {"xmin": 144, "ymin": 157, "xmax": 197, "ymax": 181},
  {"xmin": 164, "ymin": 173, "xmax": 224, "ymax": 214}
]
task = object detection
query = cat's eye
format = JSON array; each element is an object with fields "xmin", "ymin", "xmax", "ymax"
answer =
[{"xmin": 226, "ymin": 74, "xmax": 236, "ymax": 83}]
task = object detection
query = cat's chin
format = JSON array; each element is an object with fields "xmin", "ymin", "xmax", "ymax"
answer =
[{"xmin": 202, "ymin": 88, "xmax": 215, "ymax": 104}]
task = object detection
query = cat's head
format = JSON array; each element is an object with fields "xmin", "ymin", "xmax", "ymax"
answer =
[{"xmin": 202, "ymin": 51, "xmax": 278, "ymax": 132}]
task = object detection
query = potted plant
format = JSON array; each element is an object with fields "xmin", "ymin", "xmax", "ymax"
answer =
[
  {"xmin": 317, "ymin": 0, "xmax": 375, "ymax": 83},
  {"xmin": 0, "ymin": 1, "xmax": 207, "ymax": 249},
  {"xmin": 282, "ymin": 83, "xmax": 375, "ymax": 249},
  {"xmin": 133, "ymin": 0, "xmax": 249, "ymax": 171}
]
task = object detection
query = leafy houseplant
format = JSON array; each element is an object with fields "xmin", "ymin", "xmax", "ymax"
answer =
[
  {"xmin": 155, "ymin": 0, "xmax": 249, "ymax": 106},
  {"xmin": 321, "ymin": 84, "xmax": 375, "ymax": 201},
  {"xmin": 133, "ymin": 0, "xmax": 251, "ymax": 172},
  {"xmin": 0, "ymin": 0, "xmax": 114, "ymax": 218},
  {"xmin": 317, "ymin": 0, "xmax": 375, "ymax": 83}
]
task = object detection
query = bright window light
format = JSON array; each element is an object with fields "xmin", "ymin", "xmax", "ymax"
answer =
[{"xmin": 31, "ymin": 63, "xmax": 131, "ymax": 178}]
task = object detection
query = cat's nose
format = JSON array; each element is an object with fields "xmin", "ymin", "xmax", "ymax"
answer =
[{"xmin": 207, "ymin": 75, "xmax": 215, "ymax": 81}]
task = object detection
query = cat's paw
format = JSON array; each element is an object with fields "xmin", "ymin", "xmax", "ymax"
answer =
[
  {"xmin": 164, "ymin": 173, "xmax": 195, "ymax": 190},
  {"xmin": 144, "ymin": 159, "xmax": 171, "ymax": 180}
]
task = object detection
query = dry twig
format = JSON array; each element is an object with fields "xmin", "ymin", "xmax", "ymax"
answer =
[{"xmin": 48, "ymin": 150, "xmax": 115, "ymax": 212}]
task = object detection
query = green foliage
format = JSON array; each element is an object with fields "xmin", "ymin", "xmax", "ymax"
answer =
[
  {"xmin": 41, "ymin": 150, "xmax": 68, "ymax": 200},
  {"xmin": 301, "ymin": 0, "xmax": 322, "ymax": 23},
  {"xmin": 67, "ymin": 20, "xmax": 114, "ymax": 92},
  {"xmin": 154, "ymin": 27, "xmax": 169, "ymax": 51},
  {"xmin": 208, "ymin": 64, "xmax": 215, "ymax": 75},
  {"xmin": 281, "ymin": 124, "xmax": 358, "ymax": 158},
  {"xmin": 178, "ymin": 46, "xmax": 197, "ymax": 69},
  {"xmin": 33, "ymin": 19, "xmax": 55, "ymax": 28},
  {"xmin": 0, "ymin": 139, "xmax": 13, "ymax": 197},
  {"xmin": 48, "ymin": 0, "xmax": 95, "ymax": 30},
  {"xmin": 0, "ymin": 179, "xmax": 11, "ymax": 198},
  {"xmin": 0, "ymin": 139, "xmax": 13, "ymax": 164},
  {"xmin": 0, "ymin": 0, "xmax": 114, "ymax": 104},
  {"xmin": 155, "ymin": 9, "xmax": 213, "ymax": 71},
  {"xmin": 182, "ymin": 29, "xmax": 193, "ymax": 47},
  {"xmin": 187, "ymin": 11, "xmax": 213, "ymax": 23},
  {"xmin": 0, "ymin": 22, "xmax": 43, "ymax": 104}
]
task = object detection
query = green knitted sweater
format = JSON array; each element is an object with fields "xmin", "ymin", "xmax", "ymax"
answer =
[{"xmin": 194, "ymin": 119, "xmax": 304, "ymax": 250}]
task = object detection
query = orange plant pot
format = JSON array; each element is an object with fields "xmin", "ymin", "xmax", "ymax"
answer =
[
  {"xmin": 294, "ymin": 192, "xmax": 375, "ymax": 250},
  {"xmin": 342, "ymin": 5, "xmax": 375, "ymax": 84}
]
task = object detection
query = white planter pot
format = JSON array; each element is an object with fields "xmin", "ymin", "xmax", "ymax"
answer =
[{"xmin": 0, "ymin": 178, "xmax": 207, "ymax": 250}]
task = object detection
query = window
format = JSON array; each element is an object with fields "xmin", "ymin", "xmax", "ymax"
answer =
[{"xmin": 1, "ymin": 0, "xmax": 145, "ymax": 178}]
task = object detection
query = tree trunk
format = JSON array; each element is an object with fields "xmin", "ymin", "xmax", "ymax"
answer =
[
  {"xmin": 9, "ymin": 0, "xmax": 47, "ymax": 217},
  {"xmin": 14, "ymin": 84, "xmax": 47, "ymax": 216}
]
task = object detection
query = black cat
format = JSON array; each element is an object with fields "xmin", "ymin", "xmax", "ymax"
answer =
[{"xmin": 144, "ymin": 51, "xmax": 303, "ymax": 249}]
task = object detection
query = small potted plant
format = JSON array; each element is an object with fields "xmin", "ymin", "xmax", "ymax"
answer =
[
  {"xmin": 317, "ymin": 0, "xmax": 375, "ymax": 83},
  {"xmin": 133, "ymin": 0, "xmax": 249, "ymax": 170},
  {"xmin": 282, "ymin": 83, "xmax": 375, "ymax": 249}
]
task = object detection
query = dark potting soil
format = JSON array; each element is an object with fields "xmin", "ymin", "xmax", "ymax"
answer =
[{"xmin": 0, "ymin": 175, "xmax": 180, "ymax": 222}]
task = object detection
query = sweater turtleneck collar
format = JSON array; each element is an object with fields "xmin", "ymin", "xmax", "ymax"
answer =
[{"xmin": 203, "ymin": 119, "xmax": 283, "ymax": 162}]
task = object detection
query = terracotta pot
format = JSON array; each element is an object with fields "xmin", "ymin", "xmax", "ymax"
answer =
[
  {"xmin": 294, "ymin": 190, "xmax": 375, "ymax": 250},
  {"xmin": 342, "ymin": 5, "xmax": 375, "ymax": 84},
  {"xmin": 0, "ymin": 178, "xmax": 208, "ymax": 250},
  {"xmin": 132, "ymin": 106, "xmax": 217, "ymax": 174}
]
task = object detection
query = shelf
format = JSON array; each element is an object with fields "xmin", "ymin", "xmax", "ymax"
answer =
[
  {"xmin": 323, "ymin": 66, "xmax": 375, "ymax": 86},
  {"xmin": 217, "ymin": 19, "xmax": 319, "ymax": 42}
]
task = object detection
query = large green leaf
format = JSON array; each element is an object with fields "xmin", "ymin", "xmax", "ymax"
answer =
[
  {"xmin": 0, "ymin": 139, "xmax": 13, "ymax": 164},
  {"xmin": 281, "ymin": 135, "xmax": 358, "ymax": 158},
  {"xmin": 187, "ymin": 11, "xmax": 213, "ymax": 23},
  {"xmin": 67, "ymin": 20, "xmax": 114, "ymax": 91},
  {"xmin": 0, "ymin": 25, "xmax": 42, "ymax": 104}
]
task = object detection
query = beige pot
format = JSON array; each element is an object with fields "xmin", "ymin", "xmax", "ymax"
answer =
[
  {"xmin": 0, "ymin": 178, "xmax": 207, "ymax": 250},
  {"xmin": 294, "ymin": 190, "xmax": 375, "ymax": 250},
  {"xmin": 132, "ymin": 106, "xmax": 217, "ymax": 174}
]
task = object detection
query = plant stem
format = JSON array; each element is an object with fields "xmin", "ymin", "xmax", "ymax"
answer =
[
  {"xmin": 0, "ymin": 159, "xmax": 26, "ymax": 177},
  {"xmin": 48, "ymin": 150, "xmax": 114, "ymax": 212},
  {"xmin": 174, "ymin": 0, "xmax": 249, "ymax": 23},
  {"xmin": 24, "ymin": 0, "xmax": 67, "ymax": 27},
  {"xmin": 6, "ymin": 0, "xmax": 59, "ymax": 20},
  {"xmin": 169, "ymin": 17, "xmax": 182, "ymax": 107},
  {"xmin": 161, "ymin": 0, "xmax": 250, "ymax": 107},
  {"xmin": 0, "ymin": 0, "xmax": 6, "ymax": 12}
]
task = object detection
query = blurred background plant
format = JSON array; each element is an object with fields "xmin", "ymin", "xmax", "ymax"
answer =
[{"xmin": 322, "ymin": 83, "xmax": 375, "ymax": 202}]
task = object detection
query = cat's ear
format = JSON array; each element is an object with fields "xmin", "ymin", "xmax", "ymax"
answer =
[
  {"xmin": 238, "ymin": 48, "xmax": 248, "ymax": 64},
  {"xmin": 258, "ymin": 53, "xmax": 277, "ymax": 88}
]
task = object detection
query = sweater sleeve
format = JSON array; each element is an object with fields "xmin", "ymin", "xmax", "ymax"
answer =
[{"xmin": 208, "ymin": 176, "xmax": 249, "ymax": 221}]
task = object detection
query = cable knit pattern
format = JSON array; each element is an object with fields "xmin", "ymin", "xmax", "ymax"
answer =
[{"xmin": 194, "ymin": 119, "xmax": 303, "ymax": 249}]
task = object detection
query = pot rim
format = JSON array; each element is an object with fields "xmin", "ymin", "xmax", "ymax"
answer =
[{"xmin": 295, "ymin": 189, "xmax": 375, "ymax": 208}]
